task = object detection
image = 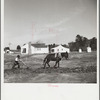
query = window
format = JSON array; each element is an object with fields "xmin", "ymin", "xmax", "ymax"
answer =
[
  {"xmin": 51, "ymin": 49, "xmax": 54, "ymax": 52},
  {"xmin": 22, "ymin": 48, "xmax": 26, "ymax": 53}
]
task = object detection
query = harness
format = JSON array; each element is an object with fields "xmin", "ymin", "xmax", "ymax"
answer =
[{"xmin": 55, "ymin": 53, "xmax": 61, "ymax": 58}]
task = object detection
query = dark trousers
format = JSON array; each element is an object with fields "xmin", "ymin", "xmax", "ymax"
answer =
[{"xmin": 12, "ymin": 61, "xmax": 20, "ymax": 68}]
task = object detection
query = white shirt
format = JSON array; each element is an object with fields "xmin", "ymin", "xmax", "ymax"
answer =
[{"xmin": 15, "ymin": 57, "xmax": 19, "ymax": 61}]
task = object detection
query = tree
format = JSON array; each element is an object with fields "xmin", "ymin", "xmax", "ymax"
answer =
[
  {"xmin": 75, "ymin": 35, "xmax": 89, "ymax": 51},
  {"xmin": 68, "ymin": 35, "xmax": 97, "ymax": 52},
  {"xmin": 4, "ymin": 47, "xmax": 10, "ymax": 51},
  {"xmin": 68, "ymin": 42, "xmax": 78, "ymax": 51},
  {"xmin": 81, "ymin": 37, "xmax": 89, "ymax": 51},
  {"xmin": 90, "ymin": 37, "xmax": 97, "ymax": 51},
  {"xmin": 17, "ymin": 45, "xmax": 21, "ymax": 51},
  {"xmin": 75, "ymin": 34, "xmax": 83, "ymax": 49},
  {"xmin": 52, "ymin": 43, "xmax": 56, "ymax": 48}
]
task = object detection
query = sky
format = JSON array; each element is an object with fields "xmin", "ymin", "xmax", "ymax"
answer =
[{"xmin": 4, "ymin": 0, "xmax": 97, "ymax": 49}]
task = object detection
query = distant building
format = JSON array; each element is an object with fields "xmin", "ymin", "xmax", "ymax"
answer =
[
  {"xmin": 51, "ymin": 45, "xmax": 70, "ymax": 53},
  {"xmin": 4, "ymin": 49, "xmax": 20, "ymax": 54},
  {"xmin": 4, "ymin": 47, "xmax": 10, "ymax": 53},
  {"xmin": 4, "ymin": 47, "xmax": 13, "ymax": 54},
  {"xmin": 87, "ymin": 46, "xmax": 91, "ymax": 52},
  {"xmin": 21, "ymin": 42, "xmax": 49, "ymax": 54},
  {"xmin": 79, "ymin": 48, "xmax": 82, "ymax": 53},
  {"xmin": 4, "ymin": 49, "xmax": 13, "ymax": 54}
]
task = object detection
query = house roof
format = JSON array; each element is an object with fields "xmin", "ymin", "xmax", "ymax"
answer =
[
  {"xmin": 61, "ymin": 45, "xmax": 69, "ymax": 48},
  {"xmin": 31, "ymin": 43, "xmax": 47, "ymax": 48},
  {"xmin": 50, "ymin": 44, "xmax": 69, "ymax": 48},
  {"xmin": 52, "ymin": 45, "xmax": 69, "ymax": 49}
]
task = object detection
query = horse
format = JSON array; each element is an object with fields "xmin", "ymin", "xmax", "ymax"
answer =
[
  {"xmin": 43, "ymin": 52, "xmax": 68, "ymax": 68},
  {"xmin": 61, "ymin": 52, "xmax": 69, "ymax": 60},
  {"xmin": 43, "ymin": 53, "xmax": 61, "ymax": 68}
]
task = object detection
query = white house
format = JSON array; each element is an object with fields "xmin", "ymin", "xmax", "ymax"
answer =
[
  {"xmin": 51, "ymin": 45, "xmax": 70, "ymax": 53},
  {"xmin": 21, "ymin": 42, "xmax": 49, "ymax": 54}
]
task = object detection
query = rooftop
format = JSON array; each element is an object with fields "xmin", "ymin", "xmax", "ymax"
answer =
[{"xmin": 31, "ymin": 43, "xmax": 48, "ymax": 48}]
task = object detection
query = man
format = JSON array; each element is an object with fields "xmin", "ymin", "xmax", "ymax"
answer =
[
  {"xmin": 55, "ymin": 52, "xmax": 61, "ymax": 58},
  {"xmin": 12, "ymin": 55, "xmax": 21, "ymax": 69}
]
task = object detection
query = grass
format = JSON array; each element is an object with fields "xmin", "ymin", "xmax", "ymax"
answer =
[{"xmin": 4, "ymin": 51, "xmax": 97, "ymax": 83}]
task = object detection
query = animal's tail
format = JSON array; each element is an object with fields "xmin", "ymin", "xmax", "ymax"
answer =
[{"xmin": 43, "ymin": 56, "xmax": 47, "ymax": 65}]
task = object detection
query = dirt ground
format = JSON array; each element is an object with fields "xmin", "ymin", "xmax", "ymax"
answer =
[{"xmin": 4, "ymin": 51, "xmax": 97, "ymax": 83}]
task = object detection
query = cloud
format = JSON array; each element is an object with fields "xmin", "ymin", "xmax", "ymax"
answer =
[{"xmin": 45, "ymin": 18, "xmax": 69, "ymax": 28}]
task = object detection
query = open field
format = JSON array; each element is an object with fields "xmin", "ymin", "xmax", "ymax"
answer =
[{"xmin": 4, "ymin": 51, "xmax": 97, "ymax": 83}]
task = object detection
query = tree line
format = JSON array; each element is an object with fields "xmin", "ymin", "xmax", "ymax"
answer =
[
  {"xmin": 4, "ymin": 35, "xmax": 97, "ymax": 53},
  {"xmin": 68, "ymin": 34, "xmax": 97, "ymax": 51}
]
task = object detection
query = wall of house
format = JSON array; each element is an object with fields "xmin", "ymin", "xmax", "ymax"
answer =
[
  {"xmin": 32, "ymin": 47, "xmax": 48, "ymax": 54},
  {"xmin": 21, "ymin": 44, "xmax": 49, "ymax": 54},
  {"xmin": 21, "ymin": 44, "xmax": 29, "ymax": 54},
  {"xmin": 28, "ymin": 42, "xmax": 32, "ymax": 55}
]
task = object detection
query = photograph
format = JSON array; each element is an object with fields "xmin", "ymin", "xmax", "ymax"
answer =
[{"xmin": 4, "ymin": 0, "xmax": 97, "ymax": 83}]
